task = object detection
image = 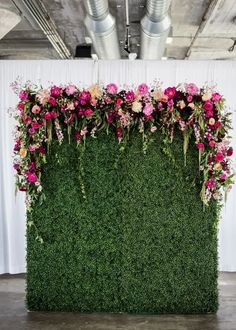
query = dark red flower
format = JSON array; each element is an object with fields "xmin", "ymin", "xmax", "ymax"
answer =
[
  {"xmin": 75, "ymin": 131, "xmax": 81, "ymax": 141},
  {"xmin": 227, "ymin": 148, "xmax": 233, "ymax": 157},
  {"xmin": 116, "ymin": 127, "xmax": 123, "ymax": 139}
]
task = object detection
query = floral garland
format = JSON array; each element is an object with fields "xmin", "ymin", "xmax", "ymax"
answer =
[{"xmin": 13, "ymin": 81, "xmax": 234, "ymax": 212}]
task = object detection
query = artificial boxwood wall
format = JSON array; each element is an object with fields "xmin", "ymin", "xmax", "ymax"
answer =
[{"xmin": 27, "ymin": 132, "xmax": 218, "ymax": 313}]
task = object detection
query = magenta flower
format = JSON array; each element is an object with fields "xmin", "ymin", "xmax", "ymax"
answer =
[
  {"xmin": 196, "ymin": 143, "xmax": 204, "ymax": 151},
  {"xmin": 106, "ymin": 83, "xmax": 118, "ymax": 94},
  {"xmin": 215, "ymin": 153, "xmax": 224, "ymax": 162},
  {"xmin": 66, "ymin": 85, "xmax": 76, "ymax": 96},
  {"xmin": 185, "ymin": 83, "xmax": 199, "ymax": 95},
  {"xmin": 28, "ymin": 127, "xmax": 35, "ymax": 135},
  {"xmin": 50, "ymin": 111, "xmax": 58, "ymax": 119},
  {"xmin": 205, "ymin": 110, "xmax": 213, "ymax": 118},
  {"xmin": 220, "ymin": 173, "xmax": 227, "ymax": 180},
  {"xmin": 19, "ymin": 90, "xmax": 29, "ymax": 101},
  {"xmin": 84, "ymin": 108, "xmax": 94, "ymax": 118},
  {"xmin": 227, "ymin": 148, "xmax": 233, "ymax": 157},
  {"xmin": 143, "ymin": 103, "xmax": 154, "ymax": 116},
  {"xmin": 44, "ymin": 112, "xmax": 52, "ymax": 120},
  {"xmin": 168, "ymin": 99, "xmax": 174, "ymax": 107},
  {"xmin": 125, "ymin": 90, "xmax": 135, "ymax": 102},
  {"xmin": 164, "ymin": 87, "xmax": 176, "ymax": 99},
  {"xmin": 206, "ymin": 178, "xmax": 216, "ymax": 189},
  {"xmin": 50, "ymin": 86, "xmax": 61, "ymax": 97},
  {"xmin": 75, "ymin": 130, "xmax": 81, "ymax": 141},
  {"xmin": 79, "ymin": 90, "xmax": 91, "ymax": 105},
  {"xmin": 157, "ymin": 102, "xmax": 163, "ymax": 109},
  {"xmin": 203, "ymin": 101, "xmax": 213, "ymax": 112},
  {"xmin": 18, "ymin": 103, "xmax": 24, "ymax": 111},
  {"xmin": 116, "ymin": 127, "xmax": 123, "ymax": 140},
  {"xmin": 48, "ymin": 97, "xmax": 57, "ymax": 106},
  {"xmin": 138, "ymin": 83, "xmax": 149, "ymax": 96},
  {"xmin": 26, "ymin": 172, "xmax": 38, "ymax": 183},
  {"xmin": 32, "ymin": 122, "xmax": 40, "ymax": 130},
  {"xmin": 212, "ymin": 92, "xmax": 221, "ymax": 102},
  {"xmin": 209, "ymin": 140, "xmax": 215, "ymax": 147},
  {"xmin": 24, "ymin": 116, "xmax": 32, "ymax": 125},
  {"xmin": 187, "ymin": 95, "xmax": 193, "ymax": 102}
]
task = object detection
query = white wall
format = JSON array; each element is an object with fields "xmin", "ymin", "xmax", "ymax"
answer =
[{"xmin": 0, "ymin": 60, "xmax": 235, "ymax": 273}]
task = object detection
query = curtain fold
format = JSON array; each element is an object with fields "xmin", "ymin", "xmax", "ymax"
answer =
[{"xmin": 0, "ymin": 60, "xmax": 235, "ymax": 273}]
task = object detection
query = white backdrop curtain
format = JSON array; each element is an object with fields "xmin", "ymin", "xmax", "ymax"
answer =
[{"xmin": 0, "ymin": 60, "xmax": 235, "ymax": 274}]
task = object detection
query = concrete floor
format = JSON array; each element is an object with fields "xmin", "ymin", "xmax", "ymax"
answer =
[{"xmin": 0, "ymin": 273, "xmax": 236, "ymax": 330}]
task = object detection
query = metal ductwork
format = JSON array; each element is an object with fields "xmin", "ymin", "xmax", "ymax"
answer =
[
  {"xmin": 140, "ymin": 0, "xmax": 172, "ymax": 59},
  {"xmin": 84, "ymin": 0, "xmax": 121, "ymax": 59}
]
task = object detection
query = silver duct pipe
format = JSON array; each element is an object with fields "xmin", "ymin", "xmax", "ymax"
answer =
[
  {"xmin": 21, "ymin": 0, "xmax": 72, "ymax": 59},
  {"xmin": 140, "ymin": 0, "xmax": 172, "ymax": 59},
  {"xmin": 84, "ymin": 0, "xmax": 120, "ymax": 59}
]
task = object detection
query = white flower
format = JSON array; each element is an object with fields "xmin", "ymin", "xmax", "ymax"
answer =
[{"xmin": 132, "ymin": 101, "xmax": 142, "ymax": 113}]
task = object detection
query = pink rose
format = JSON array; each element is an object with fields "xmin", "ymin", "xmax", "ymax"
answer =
[
  {"xmin": 26, "ymin": 172, "xmax": 38, "ymax": 183},
  {"xmin": 18, "ymin": 103, "xmax": 24, "ymax": 111},
  {"xmin": 212, "ymin": 93, "xmax": 221, "ymax": 102},
  {"xmin": 209, "ymin": 140, "xmax": 215, "ymax": 147},
  {"xmin": 164, "ymin": 87, "xmax": 176, "ymax": 99},
  {"xmin": 24, "ymin": 116, "xmax": 31, "ymax": 125},
  {"xmin": 19, "ymin": 90, "xmax": 29, "ymax": 101},
  {"xmin": 205, "ymin": 110, "xmax": 213, "ymax": 118},
  {"xmin": 116, "ymin": 98, "xmax": 123, "ymax": 107},
  {"xmin": 203, "ymin": 101, "xmax": 213, "ymax": 112},
  {"xmin": 143, "ymin": 103, "xmax": 153, "ymax": 116},
  {"xmin": 106, "ymin": 83, "xmax": 118, "ymax": 94},
  {"xmin": 50, "ymin": 111, "xmax": 58, "ymax": 119},
  {"xmin": 32, "ymin": 122, "xmax": 40, "ymax": 129},
  {"xmin": 84, "ymin": 108, "xmax": 94, "ymax": 118},
  {"xmin": 28, "ymin": 127, "xmax": 35, "ymax": 135},
  {"xmin": 215, "ymin": 153, "xmax": 224, "ymax": 162},
  {"xmin": 44, "ymin": 112, "xmax": 52, "ymax": 120},
  {"xmin": 196, "ymin": 143, "xmax": 204, "ymax": 151},
  {"xmin": 50, "ymin": 86, "xmax": 61, "ymax": 97},
  {"xmin": 206, "ymin": 178, "xmax": 216, "ymax": 189},
  {"xmin": 31, "ymin": 105, "xmax": 41, "ymax": 114},
  {"xmin": 48, "ymin": 97, "xmax": 57, "ymax": 106},
  {"xmin": 185, "ymin": 83, "xmax": 199, "ymax": 95},
  {"xmin": 66, "ymin": 85, "xmax": 76, "ymax": 96},
  {"xmin": 138, "ymin": 83, "xmax": 149, "ymax": 96},
  {"xmin": 168, "ymin": 99, "xmax": 174, "ymax": 107}
]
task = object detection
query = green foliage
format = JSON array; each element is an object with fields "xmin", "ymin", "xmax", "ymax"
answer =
[{"xmin": 27, "ymin": 132, "xmax": 218, "ymax": 313}]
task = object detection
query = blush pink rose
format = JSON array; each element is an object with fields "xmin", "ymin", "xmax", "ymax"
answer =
[
  {"xmin": 31, "ymin": 105, "xmax": 41, "ymax": 114},
  {"xmin": 185, "ymin": 83, "xmax": 199, "ymax": 95},
  {"xmin": 138, "ymin": 83, "xmax": 149, "ymax": 96},
  {"xmin": 66, "ymin": 85, "xmax": 76, "ymax": 96}
]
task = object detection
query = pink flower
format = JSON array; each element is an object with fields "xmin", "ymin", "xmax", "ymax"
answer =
[
  {"xmin": 31, "ymin": 105, "xmax": 41, "ymax": 114},
  {"xmin": 125, "ymin": 90, "xmax": 135, "ymax": 101},
  {"xmin": 50, "ymin": 111, "xmax": 58, "ymax": 119},
  {"xmin": 19, "ymin": 90, "xmax": 29, "ymax": 101},
  {"xmin": 18, "ymin": 103, "xmax": 24, "ymax": 111},
  {"xmin": 106, "ymin": 83, "xmax": 118, "ymax": 94},
  {"xmin": 32, "ymin": 122, "xmax": 40, "ymax": 129},
  {"xmin": 185, "ymin": 83, "xmax": 199, "ymax": 95},
  {"xmin": 75, "ymin": 131, "xmax": 81, "ymax": 141},
  {"xmin": 26, "ymin": 172, "xmax": 38, "ymax": 183},
  {"xmin": 205, "ymin": 110, "xmax": 213, "ymax": 118},
  {"xmin": 36, "ymin": 89, "xmax": 50, "ymax": 105},
  {"xmin": 48, "ymin": 97, "xmax": 57, "ymax": 106},
  {"xmin": 196, "ymin": 143, "xmax": 204, "ymax": 151},
  {"xmin": 203, "ymin": 101, "xmax": 213, "ymax": 112},
  {"xmin": 24, "ymin": 116, "xmax": 31, "ymax": 125},
  {"xmin": 138, "ymin": 83, "xmax": 149, "ymax": 96},
  {"xmin": 215, "ymin": 153, "xmax": 224, "ymax": 162},
  {"xmin": 227, "ymin": 148, "xmax": 233, "ymax": 157},
  {"xmin": 157, "ymin": 102, "xmax": 163, "ymax": 109},
  {"xmin": 28, "ymin": 128, "xmax": 35, "ymax": 135},
  {"xmin": 84, "ymin": 108, "xmax": 94, "ymax": 118},
  {"xmin": 212, "ymin": 93, "xmax": 221, "ymax": 102},
  {"xmin": 44, "ymin": 112, "xmax": 52, "ymax": 120},
  {"xmin": 29, "ymin": 145, "xmax": 36, "ymax": 152},
  {"xmin": 66, "ymin": 85, "xmax": 76, "ymax": 96},
  {"xmin": 50, "ymin": 86, "xmax": 61, "ymax": 97},
  {"xmin": 220, "ymin": 173, "xmax": 227, "ymax": 180},
  {"xmin": 168, "ymin": 99, "xmax": 174, "ymax": 107},
  {"xmin": 187, "ymin": 95, "xmax": 193, "ymax": 102},
  {"xmin": 107, "ymin": 112, "xmax": 115, "ymax": 124},
  {"xmin": 79, "ymin": 90, "xmax": 91, "ymax": 105},
  {"xmin": 116, "ymin": 98, "xmax": 123, "ymax": 107},
  {"xmin": 164, "ymin": 87, "xmax": 176, "ymax": 99},
  {"xmin": 209, "ymin": 140, "xmax": 215, "ymax": 147},
  {"xmin": 206, "ymin": 178, "xmax": 216, "ymax": 189},
  {"xmin": 143, "ymin": 103, "xmax": 153, "ymax": 116},
  {"xmin": 116, "ymin": 127, "xmax": 123, "ymax": 140}
]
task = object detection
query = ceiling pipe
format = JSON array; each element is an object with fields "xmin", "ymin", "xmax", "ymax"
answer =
[
  {"xmin": 140, "ymin": 0, "xmax": 172, "ymax": 59},
  {"xmin": 0, "ymin": 8, "xmax": 21, "ymax": 40},
  {"xmin": 84, "ymin": 0, "xmax": 121, "ymax": 59},
  {"xmin": 21, "ymin": 0, "xmax": 72, "ymax": 59}
]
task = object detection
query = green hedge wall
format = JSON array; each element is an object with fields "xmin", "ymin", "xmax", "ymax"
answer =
[{"xmin": 27, "ymin": 132, "xmax": 219, "ymax": 313}]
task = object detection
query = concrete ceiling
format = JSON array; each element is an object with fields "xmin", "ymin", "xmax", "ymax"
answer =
[{"xmin": 0, "ymin": 0, "xmax": 236, "ymax": 60}]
